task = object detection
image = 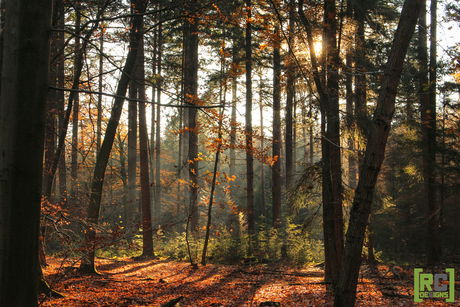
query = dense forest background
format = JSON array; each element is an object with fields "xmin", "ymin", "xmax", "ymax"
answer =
[{"xmin": 1, "ymin": 0, "xmax": 460, "ymax": 305}]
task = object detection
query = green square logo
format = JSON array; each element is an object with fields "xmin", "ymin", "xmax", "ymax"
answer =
[{"xmin": 414, "ymin": 268, "xmax": 455, "ymax": 302}]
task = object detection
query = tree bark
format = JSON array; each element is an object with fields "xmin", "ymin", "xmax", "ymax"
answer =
[
  {"xmin": 155, "ymin": 18, "xmax": 162, "ymax": 222},
  {"xmin": 333, "ymin": 1, "xmax": 422, "ymax": 305},
  {"xmin": 137, "ymin": 35, "xmax": 154, "ymax": 257},
  {"xmin": 272, "ymin": 26, "xmax": 282, "ymax": 231},
  {"xmin": 0, "ymin": 0, "xmax": 52, "ymax": 305},
  {"xmin": 285, "ymin": 0, "xmax": 295, "ymax": 215},
  {"xmin": 245, "ymin": 0, "xmax": 255, "ymax": 235},
  {"xmin": 184, "ymin": 0, "xmax": 200, "ymax": 234}
]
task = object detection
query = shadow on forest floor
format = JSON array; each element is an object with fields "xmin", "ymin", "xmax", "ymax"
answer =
[{"xmin": 39, "ymin": 257, "xmax": 460, "ymax": 306}]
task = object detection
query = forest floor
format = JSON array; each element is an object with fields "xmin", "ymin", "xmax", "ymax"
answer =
[{"xmin": 39, "ymin": 257, "xmax": 459, "ymax": 306}]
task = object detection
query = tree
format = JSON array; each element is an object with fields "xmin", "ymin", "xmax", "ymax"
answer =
[
  {"xmin": 137, "ymin": 35, "xmax": 155, "ymax": 257},
  {"xmin": 333, "ymin": 0, "xmax": 423, "ymax": 305},
  {"xmin": 0, "ymin": 0, "xmax": 52, "ymax": 305},
  {"xmin": 272, "ymin": 26, "xmax": 282, "ymax": 230},
  {"xmin": 245, "ymin": 0, "xmax": 255, "ymax": 235},
  {"xmin": 184, "ymin": 0, "xmax": 200, "ymax": 234}
]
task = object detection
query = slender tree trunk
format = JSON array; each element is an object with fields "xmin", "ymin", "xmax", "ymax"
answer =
[
  {"xmin": 70, "ymin": 9, "xmax": 81, "ymax": 208},
  {"xmin": 155, "ymin": 18, "xmax": 162, "ymax": 222},
  {"xmin": 427, "ymin": 0, "xmax": 441, "ymax": 264},
  {"xmin": 334, "ymin": 1, "xmax": 422, "ymax": 305},
  {"xmin": 245, "ymin": 0, "xmax": 255, "ymax": 235},
  {"xmin": 57, "ymin": 1, "xmax": 67, "ymax": 206},
  {"xmin": 97, "ymin": 18, "xmax": 103, "ymax": 152},
  {"xmin": 272, "ymin": 26, "xmax": 282, "ymax": 231},
  {"xmin": 324, "ymin": 0, "xmax": 343, "ymax": 279},
  {"xmin": 285, "ymin": 0, "xmax": 295, "ymax": 215},
  {"xmin": 184, "ymin": 0, "xmax": 200, "ymax": 234},
  {"xmin": 137, "ymin": 36, "xmax": 154, "ymax": 257},
  {"xmin": 127, "ymin": 73, "xmax": 138, "ymax": 233},
  {"xmin": 259, "ymin": 74, "xmax": 266, "ymax": 220},
  {"xmin": 79, "ymin": 0, "xmax": 146, "ymax": 273},
  {"xmin": 0, "ymin": 0, "xmax": 52, "ymax": 305}
]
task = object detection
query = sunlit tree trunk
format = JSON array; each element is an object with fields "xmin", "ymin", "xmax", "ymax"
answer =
[{"xmin": 0, "ymin": 0, "xmax": 52, "ymax": 305}]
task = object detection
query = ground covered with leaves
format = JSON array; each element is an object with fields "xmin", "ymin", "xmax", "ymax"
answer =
[{"xmin": 39, "ymin": 257, "xmax": 458, "ymax": 306}]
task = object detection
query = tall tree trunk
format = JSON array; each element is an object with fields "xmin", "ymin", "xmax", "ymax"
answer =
[
  {"xmin": 155, "ymin": 18, "xmax": 162, "ymax": 222},
  {"xmin": 79, "ymin": 0, "xmax": 146, "ymax": 273},
  {"xmin": 272, "ymin": 26, "xmax": 282, "ymax": 231},
  {"xmin": 333, "ymin": 1, "xmax": 422, "ymax": 305},
  {"xmin": 0, "ymin": 0, "xmax": 52, "ymax": 305},
  {"xmin": 127, "ymin": 72, "xmax": 138, "ymax": 233},
  {"xmin": 70, "ymin": 8, "xmax": 81, "ymax": 208},
  {"xmin": 426, "ymin": 0, "xmax": 440, "ymax": 264},
  {"xmin": 57, "ymin": 1, "xmax": 67, "ymax": 206},
  {"xmin": 324, "ymin": 0, "xmax": 343, "ymax": 280},
  {"xmin": 245, "ymin": 0, "xmax": 255, "ymax": 235},
  {"xmin": 285, "ymin": 0, "xmax": 295, "ymax": 215},
  {"xmin": 97, "ymin": 16, "xmax": 103, "ymax": 152},
  {"xmin": 137, "ymin": 36, "xmax": 154, "ymax": 257},
  {"xmin": 184, "ymin": 0, "xmax": 200, "ymax": 234}
]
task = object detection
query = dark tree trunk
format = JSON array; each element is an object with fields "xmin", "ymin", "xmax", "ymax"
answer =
[
  {"xmin": 427, "ymin": 0, "xmax": 441, "ymax": 265},
  {"xmin": 127, "ymin": 68, "xmax": 138, "ymax": 233},
  {"xmin": 56, "ymin": 1, "xmax": 67, "ymax": 206},
  {"xmin": 285, "ymin": 0, "xmax": 295, "ymax": 215},
  {"xmin": 184, "ymin": 0, "xmax": 200, "ymax": 234},
  {"xmin": 245, "ymin": 0, "xmax": 255, "ymax": 235},
  {"xmin": 79, "ymin": 0, "xmax": 146, "ymax": 273},
  {"xmin": 155, "ymin": 18, "xmax": 162, "ymax": 222},
  {"xmin": 298, "ymin": 0, "xmax": 339, "ymax": 285},
  {"xmin": 333, "ymin": 1, "xmax": 422, "ymax": 305},
  {"xmin": 137, "ymin": 35, "xmax": 154, "ymax": 257},
  {"xmin": 70, "ymin": 7, "xmax": 81, "ymax": 209},
  {"xmin": 272, "ymin": 26, "xmax": 282, "ymax": 231},
  {"xmin": 0, "ymin": 0, "xmax": 52, "ymax": 305}
]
